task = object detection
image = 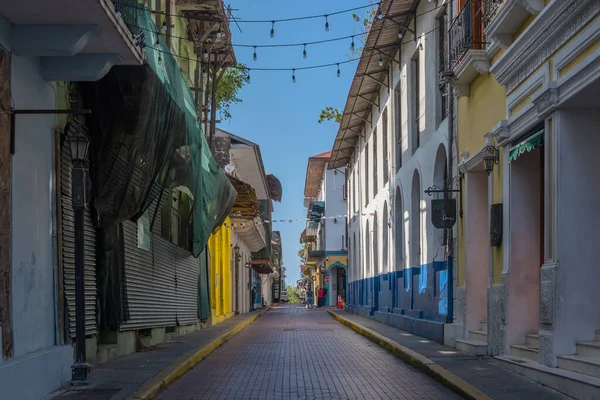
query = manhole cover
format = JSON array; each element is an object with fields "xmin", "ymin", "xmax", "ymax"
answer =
[{"xmin": 53, "ymin": 389, "xmax": 119, "ymax": 400}]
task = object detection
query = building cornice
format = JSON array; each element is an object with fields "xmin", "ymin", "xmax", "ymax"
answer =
[{"xmin": 490, "ymin": 0, "xmax": 599, "ymax": 94}]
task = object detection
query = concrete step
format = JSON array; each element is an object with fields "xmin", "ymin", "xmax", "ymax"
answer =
[
  {"xmin": 595, "ymin": 331, "xmax": 600, "ymax": 342},
  {"xmin": 469, "ymin": 329, "xmax": 488, "ymax": 343},
  {"xmin": 526, "ymin": 333, "xmax": 539, "ymax": 348},
  {"xmin": 481, "ymin": 320, "xmax": 488, "ymax": 333},
  {"xmin": 576, "ymin": 341, "xmax": 600, "ymax": 359},
  {"xmin": 510, "ymin": 344, "xmax": 539, "ymax": 362},
  {"xmin": 558, "ymin": 354, "xmax": 600, "ymax": 379},
  {"xmin": 455, "ymin": 339, "xmax": 487, "ymax": 356},
  {"xmin": 497, "ymin": 355, "xmax": 600, "ymax": 400}
]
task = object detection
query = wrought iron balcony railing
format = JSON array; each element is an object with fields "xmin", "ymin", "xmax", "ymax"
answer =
[
  {"xmin": 449, "ymin": 0, "xmax": 486, "ymax": 69},
  {"xmin": 113, "ymin": 0, "xmax": 140, "ymax": 36}
]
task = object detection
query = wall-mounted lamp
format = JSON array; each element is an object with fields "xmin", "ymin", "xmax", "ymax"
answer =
[{"xmin": 483, "ymin": 146, "xmax": 499, "ymax": 175}]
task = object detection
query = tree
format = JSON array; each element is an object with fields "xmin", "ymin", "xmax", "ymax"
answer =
[
  {"xmin": 215, "ymin": 64, "xmax": 248, "ymax": 121},
  {"xmin": 317, "ymin": 2, "xmax": 377, "ymax": 124},
  {"xmin": 286, "ymin": 285, "xmax": 301, "ymax": 303}
]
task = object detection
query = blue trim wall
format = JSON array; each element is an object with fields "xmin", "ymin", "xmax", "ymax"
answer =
[{"xmin": 347, "ymin": 257, "xmax": 450, "ymax": 343}]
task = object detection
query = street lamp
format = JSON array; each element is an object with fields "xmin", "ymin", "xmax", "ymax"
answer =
[
  {"xmin": 483, "ymin": 145, "xmax": 499, "ymax": 175},
  {"xmin": 68, "ymin": 127, "xmax": 90, "ymax": 383},
  {"xmin": 233, "ymin": 245, "xmax": 240, "ymax": 314}
]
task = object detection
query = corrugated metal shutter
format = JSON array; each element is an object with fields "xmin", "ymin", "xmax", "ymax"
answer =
[
  {"xmin": 175, "ymin": 253, "xmax": 199, "ymax": 325},
  {"xmin": 120, "ymin": 191, "xmax": 201, "ymax": 330},
  {"xmin": 61, "ymin": 129, "xmax": 97, "ymax": 337}
]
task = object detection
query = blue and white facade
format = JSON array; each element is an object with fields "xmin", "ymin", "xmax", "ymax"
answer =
[{"xmin": 333, "ymin": 0, "xmax": 455, "ymax": 344}]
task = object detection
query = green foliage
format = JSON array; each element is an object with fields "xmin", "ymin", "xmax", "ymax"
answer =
[
  {"xmin": 216, "ymin": 64, "xmax": 248, "ymax": 121},
  {"xmin": 286, "ymin": 285, "xmax": 301, "ymax": 303},
  {"xmin": 318, "ymin": 106, "xmax": 343, "ymax": 124}
]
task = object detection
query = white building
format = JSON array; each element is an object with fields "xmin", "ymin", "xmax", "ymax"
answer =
[
  {"xmin": 302, "ymin": 151, "xmax": 348, "ymax": 307},
  {"xmin": 329, "ymin": 0, "xmax": 456, "ymax": 343}
]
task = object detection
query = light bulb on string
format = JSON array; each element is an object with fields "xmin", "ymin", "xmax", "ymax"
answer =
[
  {"xmin": 253, "ymin": 46, "xmax": 257, "ymax": 61},
  {"xmin": 398, "ymin": 30, "xmax": 403, "ymax": 40},
  {"xmin": 216, "ymin": 28, "xmax": 222, "ymax": 39},
  {"xmin": 303, "ymin": 44, "xmax": 307, "ymax": 59},
  {"xmin": 202, "ymin": 66, "xmax": 207, "ymax": 79},
  {"xmin": 324, "ymin": 15, "xmax": 330, "ymax": 32},
  {"xmin": 203, "ymin": 48, "xmax": 209, "ymax": 59},
  {"xmin": 158, "ymin": 54, "xmax": 162, "ymax": 64},
  {"xmin": 377, "ymin": 10, "xmax": 383, "ymax": 20},
  {"xmin": 336, "ymin": 63, "xmax": 340, "ymax": 78},
  {"xmin": 155, "ymin": 35, "xmax": 160, "ymax": 47},
  {"xmin": 378, "ymin": 55, "xmax": 383, "ymax": 66},
  {"xmin": 246, "ymin": 69, "xmax": 251, "ymax": 83},
  {"xmin": 161, "ymin": 20, "xmax": 167, "ymax": 32},
  {"xmin": 350, "ymin": 36, "xmax": 355, "ymax": 52},
  {"xmin": 292, "ymin": 69, "xmax": 296, "ymax": 83},
  {"xmin": 270, "ymin": 21, "xmax": 275, "ymax": 38}
]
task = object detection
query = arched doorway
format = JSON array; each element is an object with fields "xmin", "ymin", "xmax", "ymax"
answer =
[
  {"xmin": 372, "ymin": 213, "xmax": 379, "ymax": 312},
  {"xmin": 394, "ymin": 186, "xmax": 403, "ymax": 310},
  {"xmin": 381, "ymin": 202, "xmax": 390, "ymax": 310},
  {"xmin": 410, "ymin": 170, "xmax": 421, "ymax": 311},
  {"xmin": 326, "ymin": 262, "xmax": 348, "ymax": 306},
  {"xmin": 432, "ymin": 144, "xmax": 450, "ymax": 318},
  {"xmin": 365, "ymin": 220, "xmax": 370, "ymax": 308}
]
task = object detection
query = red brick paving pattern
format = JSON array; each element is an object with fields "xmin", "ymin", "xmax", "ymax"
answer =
[{"xmin": 157, "ymin": 305, "xmax": 462, "ymax": 400}]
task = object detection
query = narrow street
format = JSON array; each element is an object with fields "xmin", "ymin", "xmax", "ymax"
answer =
[{"xmin": 157, "ymin": 305, "xmax": 462, "ymax": 400}]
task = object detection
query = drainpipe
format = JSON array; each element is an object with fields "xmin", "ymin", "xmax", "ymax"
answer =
[{"xmin": 446, "ymin": 5, "xmax": 455, "ymax": 324}]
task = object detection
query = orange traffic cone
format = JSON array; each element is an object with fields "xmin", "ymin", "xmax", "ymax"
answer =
[{"xmin": 337, "ymin": 295, "xmax": 343, "ymax": 309}]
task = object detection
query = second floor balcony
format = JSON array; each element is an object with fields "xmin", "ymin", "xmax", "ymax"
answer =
[
  {"xmin": 449, "ymin": 0, "xmax": 490, "ymax": 96},
  {"xmin": 484, "ymin": 0, "xmax": 545, "ymax": 51}
]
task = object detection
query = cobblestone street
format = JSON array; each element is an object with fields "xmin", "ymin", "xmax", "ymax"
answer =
[{"xmin": 157, "ymin": 305, "xmax": 462, "ymax": 400}]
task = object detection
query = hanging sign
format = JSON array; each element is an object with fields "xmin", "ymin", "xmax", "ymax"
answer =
[{"xmin": 325, "ymin": 277, "xmax": 330, "ymax": 283}]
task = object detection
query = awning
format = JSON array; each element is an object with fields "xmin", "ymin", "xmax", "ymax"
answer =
[
  {"xmin": 252, "ymin": 258, "xmax": 274, "ymax": 274},
  {"xmin": 509, "ymin": 124, "xmax": 544, "ymax": 163},
  {"xmin": 231, "ymin": 218, "xmax": 266, "ymax": 252},
  {"xmin": 267, "ymin": 174, "xmax": 283, "ymax": 202}
]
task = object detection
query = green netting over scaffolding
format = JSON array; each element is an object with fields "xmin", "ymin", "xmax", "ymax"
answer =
[{"xmin": 85, "ymin": 5, "xmax": 236, "ymax": 259}]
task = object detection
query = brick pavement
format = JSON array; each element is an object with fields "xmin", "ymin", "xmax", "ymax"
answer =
[
  {"xmin": 158, "ymin": 305, "xmax": 462, "ymax": 400},
  {"xmin": 331, "ymin": 310, "xmax": 571, "ymax": 400},
  {"xmin": 45, "ymin": 311, "xmax": 264, "ymax": 400}
]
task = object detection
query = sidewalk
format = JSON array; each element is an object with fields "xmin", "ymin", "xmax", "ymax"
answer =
[
  {"xmin": 328, "ymin": 310, "xmax": 572, "ymax": 400},
  {"xmin": 46, "ymin": 309, "xmax": 267, "ymax": 400}
]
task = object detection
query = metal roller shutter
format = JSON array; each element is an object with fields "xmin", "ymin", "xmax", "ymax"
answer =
[
  {"xmin": 60, "ymin": 123, "xmax": 97, "ymax": 337},
  {"xmin": 175, "ymin": 253, "xmax": 200, "ymax": 325}
]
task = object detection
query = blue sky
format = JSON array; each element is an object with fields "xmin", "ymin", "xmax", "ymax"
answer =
[{"xmin": 218, "ymin": 1, "xmax": 368, "ymax": 286}]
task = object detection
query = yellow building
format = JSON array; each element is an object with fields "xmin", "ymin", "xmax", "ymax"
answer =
[
  {"xmin": 208, "ymin": 218, "xmax": 234, "ymax": 325},
  {"xmin": 452, "ymin": 0, "xmax": 600, "ymax": 395}
]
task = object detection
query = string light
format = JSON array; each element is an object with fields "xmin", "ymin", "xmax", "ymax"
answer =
[
  {"xmin": 292, "ymin": 69, "xmax": 296, "ymax": 83},
  {"xmin": 325, "ymin": 15, "xmax": 330, "ymax": 32},
  {"xmin": 161, "ymin": 20, "xmax": 167, "ymax": 32},
  {"xmin": 246, "ymin": 69, "xmax": 251, "ymax": 83},
  {"xmin": 398, "ymin": 30, "xmax": 403, "ymax": 39},
  {"xmin": 303, "ymin": 44, "xmax": 307, "ymax": 59},
  {"xmin": 253, "ymin": 46, "xmax": 257, "ymax": 61},
  {"xmin": 378, "ymin": 55, "xmax": 383, "ymax": 66},
  {"xmin": 377, "ymin": 10, "xmax": 383, "ymax": 20},
  {"xmin": 203, "ymin": 48, "xmax": 209, "ymax": 58},
  {"xmin": 336, "ymin": 63, "xmax": 340, "ymax": 78},
  {"xmin": 270, "ymin": 21, "xmax": 275, "ymax": 38},
  {"xmin": 216, "ymin": 27, "xmax": 222, "ymax": 39},
  {"xmin": 350, "ymin": 36, "xmax": 355, "ymax": 52}
]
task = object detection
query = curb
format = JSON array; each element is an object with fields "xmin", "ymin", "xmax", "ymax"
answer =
[
  {"xmin": 130, "ymin": 311, "xmax": 264, "ymax": 400},
  {"xmin": 327, "ymin": 310, "xmax": 493, "ymax": 400}
]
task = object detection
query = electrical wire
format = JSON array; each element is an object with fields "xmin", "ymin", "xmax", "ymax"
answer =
[
  {"xmin": 145, "ymin": 21, "xmax": 446, "ymax": 73},
  {"xmin": 114, "ymin": 1, "xmax": 381, "ymax": 24},
  {"xmin": 124, "ymin": 1, "xmax": 449, "ymax": 49}
]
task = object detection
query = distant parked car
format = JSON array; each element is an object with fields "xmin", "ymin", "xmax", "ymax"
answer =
[{"xmin": 280, "ymin": 292, "xmax": 289, "ymax": 303}]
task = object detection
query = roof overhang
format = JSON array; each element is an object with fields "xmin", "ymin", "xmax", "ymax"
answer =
[
  {"xmin": 227, "ymin": 174, "xmax": 260, "ymax": 219},
  {"xmin": 329, "ymin": 0, "xmax": 418, "ymax": 169},
  {"xmin": 304, "ymin": 152, "xmax": 330, "ymax": 198},
  {"xmin": 231, "ymin": 218, "xmax": 266, "ymax": 252}
]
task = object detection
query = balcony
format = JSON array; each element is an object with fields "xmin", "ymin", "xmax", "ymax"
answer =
[
  {"xmin": 485, "ymin": 0, "xmax": 545, "ymax": 50},
  {"xmin": 0, "ymin": 0, "xmax": 143, "ymax": 81},
  {"xmin": 449, "ymin": 0, "xmax": 490, "ymax": 97}
]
